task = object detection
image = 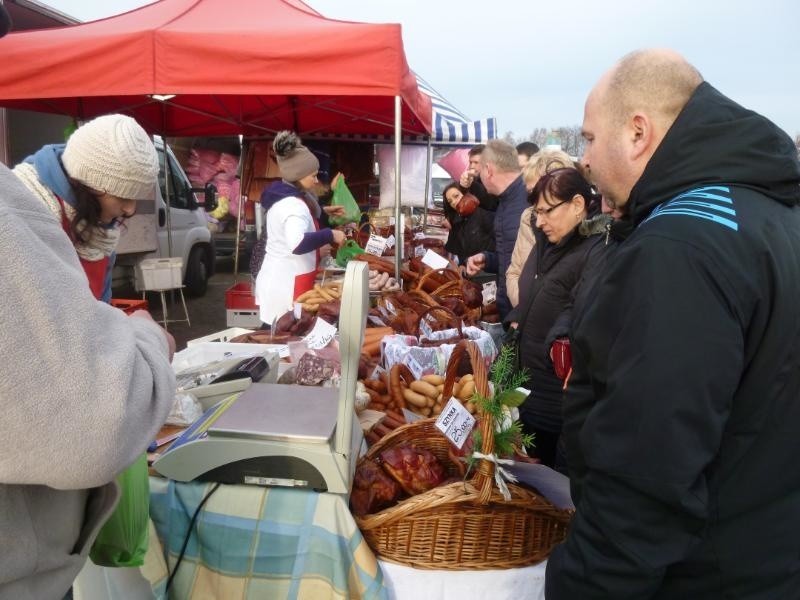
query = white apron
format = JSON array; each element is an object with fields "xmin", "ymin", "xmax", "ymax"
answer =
[{"xmin": 254, "ymin": 196, "xmax": 317, "ymax": 325}]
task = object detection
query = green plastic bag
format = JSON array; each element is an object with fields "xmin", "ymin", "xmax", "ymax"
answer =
[
  {"xmin": 335, "ymin": 239, "xmax": 365, "ymax": 267},
  {"xmin": 89, "ymin": 453, "xmax": 150, "ymax": 567},
  {"xmin": 328, "ymin": 174, "xmax": 361, "ymax": 226}
]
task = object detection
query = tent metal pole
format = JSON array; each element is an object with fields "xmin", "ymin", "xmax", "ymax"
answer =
[
  {"xmin": 162, "ymin": 134, "xmax": 174, "ymax": 258},
  {"xmin": 394, "ymin": 96, "xmax": 402, "ymax": 283},
  {"xmin": 423, "ymin": 137, "xmax": 432, "ymax": 230}
]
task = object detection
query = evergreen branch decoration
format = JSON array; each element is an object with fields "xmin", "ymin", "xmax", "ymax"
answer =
[{"xmin": 467, "ymin": 344, "xmax": 533, "ymax": 470}]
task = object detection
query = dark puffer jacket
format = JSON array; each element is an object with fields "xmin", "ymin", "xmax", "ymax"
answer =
[
  {"xmin": 506, "ymin": 214, "xmax": 609, "ymax": 435},
  {"xmin": 546, "ymin": 83, "xmax": 800, "ymax": 599}
]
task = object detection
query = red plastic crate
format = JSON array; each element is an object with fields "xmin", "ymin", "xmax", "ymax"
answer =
[
  {"xmin": 225, "ymin": 282, "xmax": 257, "ymax": 310},
  {"xmin": 111, "ymin": 298, "xmax": 149, "ymax": 315}
]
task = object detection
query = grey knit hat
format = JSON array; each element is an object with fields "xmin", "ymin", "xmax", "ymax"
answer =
[
  {"xmin": 273, "ymin": 131, "xmax": 319, "ymax": 182},
  {"xmin": 62, "ymin": 114, "xmax": 159, "ymax": 201}
]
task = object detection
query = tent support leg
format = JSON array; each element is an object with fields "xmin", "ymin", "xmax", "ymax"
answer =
[
  {"xmin": 423, "ymin": 138, "xmax": 432, "ymax": 230},
  {"xmin": 394, "ymin": 96, "xmax": 402, "ymax": 284}
]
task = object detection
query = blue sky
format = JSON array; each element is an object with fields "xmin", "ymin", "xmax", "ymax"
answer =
[{"xmin": 46, "ymin": 0, "xmax": 800, "ymax": 139}]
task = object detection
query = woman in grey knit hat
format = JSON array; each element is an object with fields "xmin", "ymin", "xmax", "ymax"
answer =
[
  {"xmin": 254, "ymin": 130, "xmax": 347, "ymax": 325},
  {"xmin": 13, "ymin": 114, "xmax": 160, "ymax": 302}
]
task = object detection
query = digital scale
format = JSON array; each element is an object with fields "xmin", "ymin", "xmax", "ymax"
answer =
[{"xmin": 153, "ymin": 261, "xmax": 368, "ymax": 495}]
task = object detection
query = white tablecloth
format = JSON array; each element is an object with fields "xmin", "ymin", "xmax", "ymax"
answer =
[{"xmin": 379, "ymin": 559, "xmax": 547, "ymax": 600}]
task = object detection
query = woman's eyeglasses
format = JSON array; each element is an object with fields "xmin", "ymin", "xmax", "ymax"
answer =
[{"xmin": 533, "ymin": 199, "xmax": 568, "ymax": 218}]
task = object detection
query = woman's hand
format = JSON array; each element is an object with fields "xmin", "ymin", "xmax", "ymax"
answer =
[
  {"xmin": 331, "ymin": 228, "xmax": 347, "ymax": 245},
  {"xmin": 323, "ymin": 205, "xmax": 346, "ymax": 217}
]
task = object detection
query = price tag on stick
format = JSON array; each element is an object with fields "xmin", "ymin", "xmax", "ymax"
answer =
[
  {"xmin": 435, "ymin": 397, "xmax": 476, "ymax": 450},
  {"xmin": 365, "ymin": 234, "xmax": 387, "ymax": 256},
  {"xmin": 303, "ymin": 317, "xmax": 338, "ymax": 350},
  {"xmin": 421, "ymin": 248, "xmax": 450, "ymax": 270}
]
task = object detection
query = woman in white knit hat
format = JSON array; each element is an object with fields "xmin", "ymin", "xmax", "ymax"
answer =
[
  {"xmin": 254, "ymin": 130, "xmax": 347, "ymax": 325},
  {"xmin": 13, "ymin": 114, "xmax": 159, "ymax": 302}
]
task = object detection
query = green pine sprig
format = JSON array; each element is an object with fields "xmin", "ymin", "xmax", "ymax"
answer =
[{"xmin": 466, "ymin": 344, "xmax": 533, "ymax": 471}]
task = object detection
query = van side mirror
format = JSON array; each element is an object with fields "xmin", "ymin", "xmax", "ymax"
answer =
[
  {"xmin": 204, "ymin": 183, "xmax": 218, "ymax": 212},
  {"xmin": 191, "ymin": 183, "xmax": 219, "ymax": 212}
]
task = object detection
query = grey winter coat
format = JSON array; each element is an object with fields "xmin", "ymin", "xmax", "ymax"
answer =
[{"xmin": 0, "ymin": 164, "xmax": 175, "ymax": 600}]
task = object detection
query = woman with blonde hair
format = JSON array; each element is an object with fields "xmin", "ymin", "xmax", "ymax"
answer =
[{"xmin": 506, "ymin": 149, "xmax": 574, "ymax": 306}]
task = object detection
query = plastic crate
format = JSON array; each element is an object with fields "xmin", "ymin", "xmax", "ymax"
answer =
[
  {"xmin": 136, "ymin": 257, "xmax": 183, "ymax": 291},
  {"xmin": 187, "ymin": 327, "xmax": 255, "ymax": 346},
  {"xmin": 225, "ymin": 281, "xmax": 257, "ymax": 310},
  {"xmin": 227, "ymin": 308, "xmax": 261, "ymax": 329},
  {"xmin": 110, "ymin": 298, "xmax": 149, "ymax": 315}
]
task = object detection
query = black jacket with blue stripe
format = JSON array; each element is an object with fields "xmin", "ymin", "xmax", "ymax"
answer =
[{"xmin": 546, "ymin": 82, "xmax": 800, "ymax": 599}]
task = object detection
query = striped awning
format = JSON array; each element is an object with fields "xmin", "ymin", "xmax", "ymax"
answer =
[{"xmin": 414, "ymin": 73, "xmax": 497, "ymax": 145}]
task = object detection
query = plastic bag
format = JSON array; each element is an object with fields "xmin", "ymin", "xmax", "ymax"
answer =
[
  {"xmin": 328, "ymin": 174, "xmax": 361, "ymax": 226},
  {"xmin": 335, "ymin": 239, "xmax": 365, "ymax": 267},
  {"xmin": 89, "ymin": 453, "xmax": 150, "ymax": 567},
  {"xmin": 165, "ymin": 392, "xmax": 204, "ymax": 426}
]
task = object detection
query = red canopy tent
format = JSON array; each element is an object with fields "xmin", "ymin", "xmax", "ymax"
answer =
[
  {"xmin": 0, "ymin": 0, "xmax": 432, "ymax": 138},
  {"xmin": 0, "ymin": 0, "xmax": 432, "ymax": 276}
]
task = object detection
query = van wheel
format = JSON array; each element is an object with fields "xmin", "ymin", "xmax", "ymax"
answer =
[{"xmin": 184, "ymin": 247, "xmax": 208, "ymax": 297}]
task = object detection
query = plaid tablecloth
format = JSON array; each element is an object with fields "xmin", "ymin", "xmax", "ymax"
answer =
[{"xmin": 147, "ymin": 478, "xmax": 387, "ymax": 600}]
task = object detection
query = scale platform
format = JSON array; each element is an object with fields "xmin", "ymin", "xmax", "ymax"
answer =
[{"xmin": 153, "ymin": 261, "xmax": 369, "ymax": 495}]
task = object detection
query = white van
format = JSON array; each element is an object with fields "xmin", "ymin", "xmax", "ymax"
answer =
[{"xmin": 113, "ymin": 138, "xmax": 217, "ymax": 296}]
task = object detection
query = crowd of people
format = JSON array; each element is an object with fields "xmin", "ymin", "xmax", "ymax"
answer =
[{"xmin": 2, "ymin": 0, "xmax": 799, "ymax": 593}]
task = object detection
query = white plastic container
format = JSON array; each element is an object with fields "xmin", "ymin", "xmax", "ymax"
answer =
[
  {"xmin": 226, "ymin": 308, "xmax": 261, "ymax": 328},
  {"xmin": 136, "ymin": 257, "xmax": 183, "ymax": 291},
  {"xmin": 187, "ymin": 327, "xmax": 255, "ymax": 346},
  {"xmin": 171, "ymin": 341, "xmax": 289, "ymax": 372}
]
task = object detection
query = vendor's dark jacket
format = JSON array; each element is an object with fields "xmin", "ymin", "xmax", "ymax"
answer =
[
  {"xmin": 546, "ymin": 82, "xmax": 800, "ymax": 599},
  {"xmin": 443, "ymin": 196, "xmax": 496, "ymax": 265},
  {"xmin": 506, "ymin": 213, "xmax": 609, "ymax": 434}
]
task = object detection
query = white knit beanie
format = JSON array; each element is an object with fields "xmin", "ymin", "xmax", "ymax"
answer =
[{"xmin": 62, "ymin": 114, "xmax": 160, "ymax": 201}]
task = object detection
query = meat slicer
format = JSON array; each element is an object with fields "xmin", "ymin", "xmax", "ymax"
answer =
[{"xmin": 152, "ymin": 261, "xmax": 368, "ymax": 495}]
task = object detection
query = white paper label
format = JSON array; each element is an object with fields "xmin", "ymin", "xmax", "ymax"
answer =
[
  {"xmin": 367, "ymin": 314, "xmax": 387, "ymax": 327},
  {"xmin": 414, "ymin": 231, "xmax": 426, "ymax": 240},
  {"xmin": 389, "ymin": 217, "xmax": 396, "ymax": 225},
  {"xmin": 402, "ymin": 408, "xmax": 424, "ymax": 423},
  {"xmin": 385, "ymin": 234, "xmax": 396, "ymax": 249},
  {"xmin": 419, "ymin": 316, "xmax": 434, "ymax": 339},
  {"xmin": 435, "ymin": 397, "xmax": 476, "ymax": 449},
  {"xmin": 422, "ymin": 248, "xmax": 450, "ymax": 271},
  {"xmin": 383, "ymin": 299, "xmax": 397, "ymax": 316},
  {"xmin": 482, "ymin": 280, "xmax": 498, "ymax": 305},
  {"xmin": 293, "ymin": 302, "xmax": 302, "ymax": 319},
  {"xmin": 303, "ymin": 317, "xmax": 338, "ymax": 350},
  {"xmin": 404, "ymin": 353, "xmax": 425, "ymax": 380},
  {"xmin": 414, "ymin": 245, "xmax": 426, "ymax": 257},
  {"xmin": 365, "ymin": 234, "xmax": 387, "ymax": 256}
]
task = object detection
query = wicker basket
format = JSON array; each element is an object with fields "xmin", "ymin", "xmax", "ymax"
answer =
[{"xmin": 354, "ymin": 340, "xmax": 572, "ymax": 569}]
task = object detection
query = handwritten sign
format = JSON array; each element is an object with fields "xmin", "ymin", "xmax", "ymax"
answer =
[
  {"xmin": 435, "ymin": 397, "xmax": 476, "ymax": 449},
  {"xmin": 385, "ymin": 234, "xmax": 396, "ymax": 249},
  {"xmin": 414, "ymin": 245, "xmax": 426, "ymax": 258},
  {"xmin": 422, "ymin": 248, "xmax": 450, "ymax": 271},
  {"xmin": 303, "ymin": 317, "xmax": 338, "ymax": 350},
  {"xmin": 365, "ymin": 233, "xmax": 387, "ymax": 256}
]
